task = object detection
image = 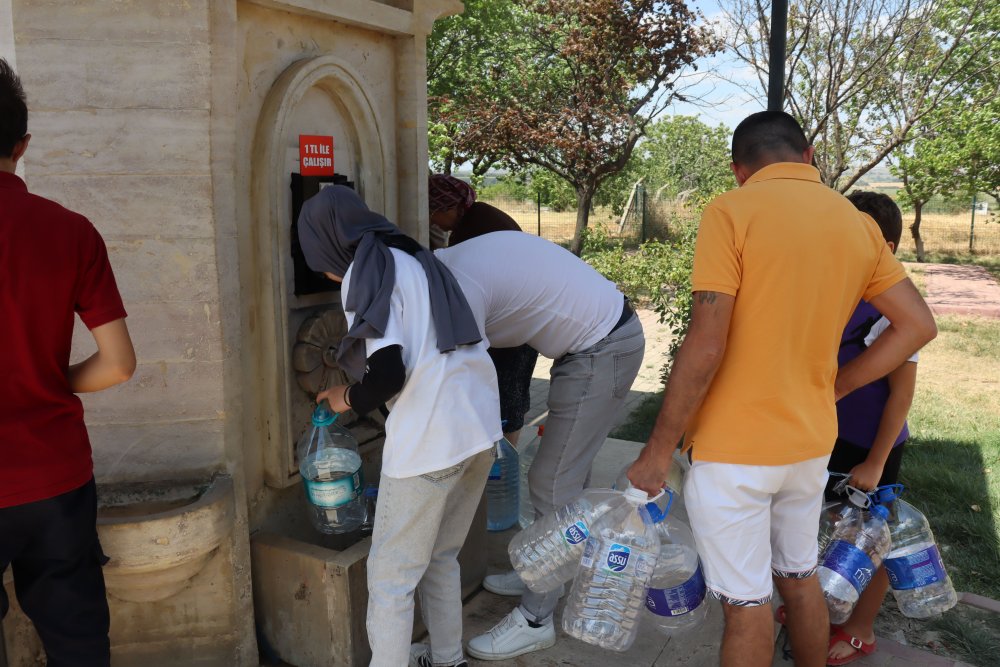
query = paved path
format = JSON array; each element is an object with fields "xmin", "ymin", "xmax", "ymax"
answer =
[{"xmin": 909, "ymin": 262, "xmax": 1000, "ymax": 319}]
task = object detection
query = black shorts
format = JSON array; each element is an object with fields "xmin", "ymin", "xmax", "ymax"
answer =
[
  {"xmin": 824, "ymin": 438, "xmax": 906, "ymax": 502},
  {"xmin": 0, "ymin": 478, "xmax": 111, "ymax": 667},
  {"xmin": 487, "ymin": 344, "xmax": 539, "ymax": 433}
]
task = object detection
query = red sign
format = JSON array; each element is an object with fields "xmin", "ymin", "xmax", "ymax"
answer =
[{"xmin": 299, "ymin": 135, "xmax": 334, "ymax": 176}]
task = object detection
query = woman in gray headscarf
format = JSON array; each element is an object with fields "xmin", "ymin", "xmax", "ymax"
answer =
[{"xmin": 298, "ymin": 186, "xmax": 501, "ymax": 667}]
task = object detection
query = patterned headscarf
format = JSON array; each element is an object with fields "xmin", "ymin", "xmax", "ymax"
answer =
[
  {"xmin": 428, "ymin": 174, "xmax": 477, "ymax": 215},
  {"xmin": 297, "ymin": 185, "xmax": 482, "ymax": 381}
]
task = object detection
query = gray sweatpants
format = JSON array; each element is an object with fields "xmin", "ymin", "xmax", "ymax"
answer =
[
  {"xmin": 520, "ymin": 314, "xmax": 645, "ymax": 622},
  {"xmin": 367, "ymin": 449, "xmax": 493, "ymax": 667}
]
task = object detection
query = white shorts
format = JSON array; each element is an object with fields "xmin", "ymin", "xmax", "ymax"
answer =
[{"xmin": 683, "ymin": 455, "xmax": 828, "ymax": 606}]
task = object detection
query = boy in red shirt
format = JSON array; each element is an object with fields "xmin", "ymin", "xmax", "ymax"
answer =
[{"xmin": 0, "ymin": 59, "xmax": 136, "ymax": 666}]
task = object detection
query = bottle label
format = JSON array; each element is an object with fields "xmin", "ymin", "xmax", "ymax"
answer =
[
  {"xmin": 488, "ymin": 460, "xmax": 502, "ymax": 481},
  {"xmin": 562, "ymin": 520, "xmax": 589, "ymax": 545},
  {"xmin": 885, "ymin": 545, "xmax": 947, "ymax": 590},
  {"xmin": 821, "ymin": 539, "xmax": 876, "ymax": 594},
  {"xmin": 646, "ymin": 565, "xmax": 707, "ymax": 617},
  {"xmin": 304, "ymin": 468, "xmax": 363, "ymax": 509},
  {"xmin": 605, "ymin": 543, "xmax": 632, "ymax": 572}
]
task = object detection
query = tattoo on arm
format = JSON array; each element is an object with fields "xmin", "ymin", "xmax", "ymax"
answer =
[{"xmin": 696, "ymin": 291, "xmax": 719, "ymax": 305}]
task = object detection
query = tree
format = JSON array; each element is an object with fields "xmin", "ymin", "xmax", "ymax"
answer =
[
  {"xmin": 721, "ymin": 0, "xmax": 997, "ymax": 192},
  {"xmin": 595, "ymin": 115, "xmax": 734, "ymax": 214},
  {"xmin": 427, "ymin": 0, "xmax": 527, "ymax": 176},
  {"xmin": 891, "ymin": 0, "xmax": 1000, "ymax": 258},
  {"xmin": 447, "ymin": 0, "xmax": 719, "ymax": 254}
]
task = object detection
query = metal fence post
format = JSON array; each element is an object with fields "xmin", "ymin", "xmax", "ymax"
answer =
[
  {"xmin": 537, "ymin": 191, "xmax": 542, "ymax": 237},
  {"xmin": 640, "ymin": 185, "xmax": 647, "ymax": 243},
  {"xmin": 969, "ymin": 193, "xmax": 977, "ymax": 253}
]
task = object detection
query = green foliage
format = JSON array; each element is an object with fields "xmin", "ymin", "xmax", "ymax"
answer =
[
  {"xmin": 595, "ymin": 116, "xmax": 734, "ymax": 216},
  {"xmin": 443, "ymin": 0, "xmax": 720, "ymax": 253},
  {"xmin": 582, "ymin": 215, "xmax": 699, "ymax": 381}
]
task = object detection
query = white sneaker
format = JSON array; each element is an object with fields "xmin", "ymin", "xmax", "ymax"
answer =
[
  {"xmin": 466, "ymin": 607, "xmax": 556, "ymax": 661},
  {"xmin": 408, "ymin": 643, "xmax": 468, "ymax": 667},
  {"xmin": 483, "ymin": 570, "xmax": 527, "ymax": 596}
]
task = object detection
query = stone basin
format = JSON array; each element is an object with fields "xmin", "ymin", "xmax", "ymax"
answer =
[{"xmin": 97, "ymin": 475, "xmax": 235, "ymax": 603}]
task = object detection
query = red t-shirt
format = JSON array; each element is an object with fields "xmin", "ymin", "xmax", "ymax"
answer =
[{"xmin": 0, "ymin": 172, "xmax": 127, "ymax": 508}]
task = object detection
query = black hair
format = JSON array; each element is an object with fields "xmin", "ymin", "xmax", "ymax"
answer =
[
  {"xmin": 848, "ymin": 191, "xmax": 903, "ymax": 249},
  {"xmin": 731, "ymin": 111, "xmax": 809, "ymax": 168},
  {"xmin": 0, "ymin": 58, "xmax": 27, "ymax": 159}
]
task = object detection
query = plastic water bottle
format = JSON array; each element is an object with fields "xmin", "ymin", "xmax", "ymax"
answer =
[
  {"xmin": 359, "ymin": 485, "xmax": 378, "ymax": 536},
  {"xmin": 509, "ymin": 487, "xmax": 620, "ymax": 593},
  {"xmin": 613, "ymin": 451, "xmax": 689, "ymax": 524},
  {"xmin": 644, "ymin": 515, "xmax": 707, "ymax": 635},
  {"xmin": 518, "ymin": 425, "xmax": 543, "ymax": 528},
  {"xmin": 883, "ymin": 499, "xmax": 958, "ymax": 618},
  {"xmin": 486, "ymin": 438, "xmax": 520, "ymax": 531},
  {"xmin": 818, "ymin": 501, "xmax": 850, "ymax": 555},
  {"xmin": 562, "ymin": 487, "xmax": 660, "ymax": 652},
  {"xmin": 817, "ymin": 503, "xmax": 892, "ymax": 625},
  {"xmin": 297, "ymin": 404, "xmax": 365, "ymax": 534}
]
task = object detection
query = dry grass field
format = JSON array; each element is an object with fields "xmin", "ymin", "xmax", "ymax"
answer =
[
  {"xmin": 898, "ymin": 211, "xmax": 1000, "ymax": 256},
  {"xmin": 486, "ymin": 197, "xmax": 1000, "ymax": 256}
]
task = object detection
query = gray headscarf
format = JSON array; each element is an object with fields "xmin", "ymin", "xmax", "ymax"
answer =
[{"xmin": 297, "ymin": 185, "xmax": 482, "ymax": 381}]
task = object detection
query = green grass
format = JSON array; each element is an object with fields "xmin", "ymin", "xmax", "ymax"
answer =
[
  {"xmin": 609, "ymin": 390, "xmax": 663, "ymax": 442},
  {"xmin": 928, "ymin": 606, "xmax": 1000, "ymax": 667},
  {"xmin": 899, "ymin": 316, "xmax": 1000, "ymax": 599}
]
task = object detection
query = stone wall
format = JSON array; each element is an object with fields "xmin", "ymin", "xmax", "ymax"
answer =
[{"xmin": 11, "ymin": 0, "xmax": 228, "ymax": 483}]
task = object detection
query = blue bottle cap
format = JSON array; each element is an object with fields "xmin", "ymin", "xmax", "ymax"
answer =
[
  {"xmin": 312, "ymin": 403, "xmax": 337, "ymax": 427},
  {"xmin": 871, "ymin": 504, "xmax": 889, "ymax": 520}
]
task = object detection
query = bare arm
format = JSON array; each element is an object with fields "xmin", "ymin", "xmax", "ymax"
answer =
[
  {"xmin": 835, "ymin": 279, "xmax": 936, "ymax": 400},
  {"xmin": 628, "ymin": 291, "xmax": 735, "ymax": 494},
  {"xmin": 68, "ymin": 318, "xmax": 136, "ymax": 393},
  {"xmin": 848, "ymin": 360, "xmax": 917, "ymax": 490}
]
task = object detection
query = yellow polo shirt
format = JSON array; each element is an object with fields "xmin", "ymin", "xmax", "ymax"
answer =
[{"xmin": 687, "ymin": 163, "xmax": 907, "ymax": 465}]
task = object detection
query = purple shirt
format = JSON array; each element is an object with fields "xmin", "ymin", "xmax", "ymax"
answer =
[{"xmin": 836, "ymin": 300, "xmax": 909, "ymax": 449}]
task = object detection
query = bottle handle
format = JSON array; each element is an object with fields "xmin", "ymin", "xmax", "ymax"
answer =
[{"xmin": 644, "ymin": 488, "xmax": 673, "ymax": 523}]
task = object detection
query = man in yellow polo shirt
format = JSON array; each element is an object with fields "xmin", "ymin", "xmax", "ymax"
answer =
[{"xmin": 628, "ymin": 111, "xmax": 936, "ymax": 667}]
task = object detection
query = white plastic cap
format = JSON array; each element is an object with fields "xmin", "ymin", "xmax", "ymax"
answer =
[{"xmin": 624, "ymin": 487, "xmax": 648, "ymax": 504}]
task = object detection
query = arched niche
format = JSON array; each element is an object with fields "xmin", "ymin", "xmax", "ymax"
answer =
[{"xmin": 250, "ymin": 56, "xmax": 390, "ymax": 488}]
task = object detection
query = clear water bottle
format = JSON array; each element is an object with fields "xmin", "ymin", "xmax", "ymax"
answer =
[
  {"xmin": 487, "ymin": 438, "xmax": 520, "ymax": 531},
  {"xmin": 518, "ymin": 425, "xmax": 543, "ymax": 528},
  {"xmin": 818, "ymin": 500, "xmax": 850, "ymax": 555},
  {"xmin": 612, "ymin": 451, "xmax": 689, "ymax": 524},
  {"xmin": 884, "ymin": 499, "xmax": 958, "ymax": 618},
  {"xmin": 817, "ymin": 503, "xmax": 892, "ymax": 625},
  {"xmin": 359, "ymin": 485, "xmax": 378, "ymax": 537},
  {"xmin": 563, "ymin": 487, "xmax": 660, "ymax": 652},
  {"xmin": 509, "ymin": 487, "xmax": 620, "ymax": 593},
  {"xmin": 297, "ymin": 403, "xmax": 365, "ymax": 534},
  {"xmin": 644, "ymin": 515, "xmax": 707, "ymax": 635}
]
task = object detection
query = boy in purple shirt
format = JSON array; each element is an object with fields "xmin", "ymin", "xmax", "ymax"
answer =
[{"xmin": 825, "ymin": 191, "xmax": 918, "ymax": 665}]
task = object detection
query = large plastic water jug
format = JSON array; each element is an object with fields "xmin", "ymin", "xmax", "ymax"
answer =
[
  {"xmin": 562, "ymin": 487, "xmax": 661, "ymax": 652},
  {"xmin": 486, "ymin": 438, "xmax": 519, "ymax": 531},
  {"xmin": 613, "ymin": 450, "xmax": 690, "ymax": 524},
  {"xmin": 509, "ymin": 487, "xmax": 620, "ymax": 593},
  {"xmin": 297, "ymin": 403, "xmax": 364, "ymax": 534},
  {"xmin": 644, "ymin": 511, "xmax": 707, "ymax": 635},
  {"xmin": 884, "ymin": 498, "xmax": 958, "ymax": 618},
  {"xmin": 817, "ymin": 501, "xmax": 891, "ymax": 625}
]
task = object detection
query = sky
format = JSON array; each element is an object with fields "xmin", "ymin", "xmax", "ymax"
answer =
[{"xmin": 662, "ymin": 0, "xmax": 768, "ymax": 129}]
